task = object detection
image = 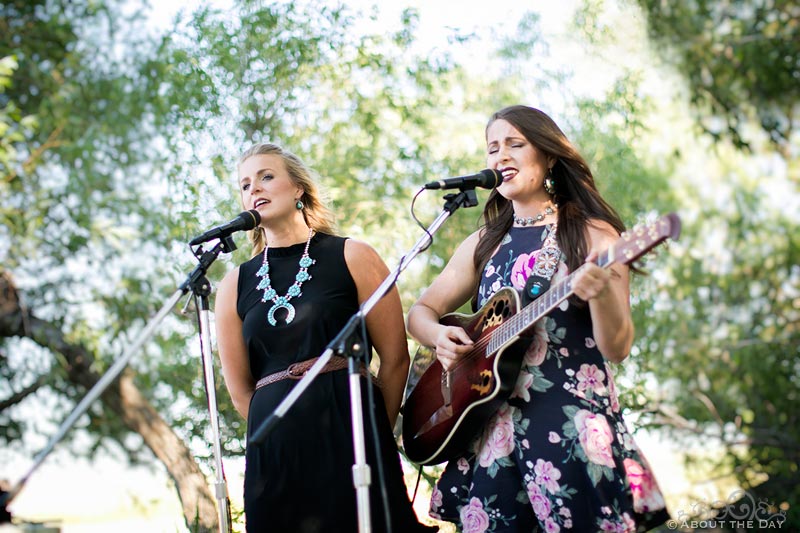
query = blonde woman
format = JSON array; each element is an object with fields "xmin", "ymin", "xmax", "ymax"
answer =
[{"xmin": 215, "ymin": 143, "xmax": 434, "ymax": 532}]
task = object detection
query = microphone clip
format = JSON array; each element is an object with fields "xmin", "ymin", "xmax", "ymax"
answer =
[{"xmin": 192, "ymin": 234, "xmax": 238, "ymax": 257}]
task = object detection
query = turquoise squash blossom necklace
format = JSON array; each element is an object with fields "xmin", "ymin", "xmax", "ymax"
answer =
[{"xmin": 256, "ymin": 228, "xmax": 315, "ymax": 326}]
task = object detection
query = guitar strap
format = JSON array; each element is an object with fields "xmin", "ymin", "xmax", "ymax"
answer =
[{"xmin": 522, "ymin": 223, "xmax": 561, "ymax": 306}]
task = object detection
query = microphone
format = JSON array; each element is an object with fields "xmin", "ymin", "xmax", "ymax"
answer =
[
  {"xmin": 423, "ymin": 169, "xmax": 502, "ymax": 190},
  {"xmin": 189, "ymin": 210, "xmax": 261, "ymax": 245}
]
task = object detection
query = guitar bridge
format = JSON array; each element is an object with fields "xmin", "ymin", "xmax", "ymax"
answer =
[{"xmin": 441, "ymin": 370, "xmax": 452, "ymax": 406}]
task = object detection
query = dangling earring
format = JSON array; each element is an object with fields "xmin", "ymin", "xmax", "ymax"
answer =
[
  {"xmin": 295, "ymin": 199, "xmax": 304, "ymax": 210},
  {"xmin": 544, "ymin": 169, "xmax": 556, "ymax": 196}
]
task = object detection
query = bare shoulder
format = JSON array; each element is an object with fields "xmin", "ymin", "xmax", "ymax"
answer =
[
  {"xmin": 216, "ymin": 264, "xmax": 241, "ymax": 301},
  {"xmin": 585, "ymin": 218, "xmax": 621, "ymax": 249},
  {"xmin": 343, "ymin": 237, "xmax": 383, "ymax": 266},
  {"xmin": 452, "ymin": 228, "xmax": 483, "ymax": 257}
]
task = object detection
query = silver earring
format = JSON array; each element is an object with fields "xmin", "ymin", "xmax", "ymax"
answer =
[
  {"xmin": 544, "ymin": 169, "xmax": 556, "ymax": 196},
  {"xmin": 295, "ymin": 199, "xmax": 304, "ymax": 210}
]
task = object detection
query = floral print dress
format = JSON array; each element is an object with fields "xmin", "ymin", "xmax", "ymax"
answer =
[{"xmin": 430, "ymin": 225, "xmax": 669, "ymax": 533}]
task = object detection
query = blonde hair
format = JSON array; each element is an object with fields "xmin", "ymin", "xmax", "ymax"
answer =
[{"xmin": 238, "ymin": 143, "xmax": 338, "ymax": 255}]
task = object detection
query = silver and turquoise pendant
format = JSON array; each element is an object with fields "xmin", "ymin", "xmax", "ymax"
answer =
[{"xmin": 256, "ymin": 229, "xmax": 315, "ymax": 326}]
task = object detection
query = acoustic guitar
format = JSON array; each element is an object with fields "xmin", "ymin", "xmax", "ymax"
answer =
[{"xmin": 402, "ymin": 213, "xmax": 681, "ymax": 465}]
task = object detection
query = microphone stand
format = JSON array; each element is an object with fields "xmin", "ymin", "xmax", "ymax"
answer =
[
  {"xmin": 187, "ymin": 238, "xmax": 234, "ymax": 533},
  {"xmin": 0, "ymin": 236, "xmax": 236, "ymax": 533},
  {"xmin": 249, "ymin": 186, "xmax": 480, "ymax": 533}
]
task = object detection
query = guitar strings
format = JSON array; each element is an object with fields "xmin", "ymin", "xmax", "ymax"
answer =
[{"xmin": 445, "ymin": 271, "xmax": 578, "ymax": 378}]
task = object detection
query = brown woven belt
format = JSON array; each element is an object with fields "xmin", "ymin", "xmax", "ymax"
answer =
[{"xmin": 255, "ymin": 355, "xmax": 371, "ymax": 389}]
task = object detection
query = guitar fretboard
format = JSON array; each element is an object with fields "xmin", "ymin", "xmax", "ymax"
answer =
[{"xmin": 486, "ymin": 248, "xmax": 614, "ymax": 354}]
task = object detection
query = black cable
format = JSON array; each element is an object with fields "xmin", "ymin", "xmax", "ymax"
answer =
[
  {"xmin": 410, "ymin": 187, "xmax": 434, "ymax": 254},
  {"xmin": 411, "ymin": 464, "xmax": 423, "ymax": 505}
]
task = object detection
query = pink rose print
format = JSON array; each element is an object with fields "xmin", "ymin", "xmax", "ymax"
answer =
[
  {"xmin": 510, "ymin": 252, "xmax": 537, "ymax": 290},
  {"xmin": 533, "ymin": 459, "xmax": 562, "ymax": 494},
  {"xmin": 585, "ymin": 337, "xmax": 597, "ymax": 349},
  {"xmin": 526, "ymin": 480, "xmax": 552, "ymax": 520},
  {"xmin": 605, "ymin": 362, "xmax": 620, "ymax": 412},
  {"xmin": 457, "ymin": 457, "xmax": 470, "ymax": 474},
  {"xmin": 511, "ymin": 370, "xmax": 534, "ymax": 401},
  {"xmin": 599, "ymin": 519, "xmax": 627, "ymax": 532},
  {"xmin": 559, "ymin": 347, "xmax": 569, "ymax": 357},
  {"xmin": 623, "ymin": 513, "xmax": 636, "ymax": 530},
  {"xmin": 431, "ymin": 488, "xmax": 443, "ymax": 509},
  {"xmin": 485, "ymin": 264, "xmax": 496, "ymax": 277},
  {"xmin": 574, "ymin": 409, "xmax": 615, "ymax": 468},
  {"xmin": 600, "ymin": 515, "xmax": 637, "ymax": 533},
  {"xmin": 548, "ymin": 431, "xmax": 561, "ymax": 444},
  {"xmin": 624, "ymin": 458, "xmax": 666, "ymax": 512},
  {"xmin": 478, "ymin": 405, "xmax": 515, "ymax": 467},
  {"xmin": 524, "ymin": 319, "xmax": 549, "ymax": 366},
  {"xmin": 545, "ymin": 518, "xmax": 561, "ymax": 533},
  {"xmin": 576, "ymin": 363, "xmax": 606, "ymax": 395},
  {"xmin": 459, "ymin": 497, "xmax": 490, "ymax": 533}
]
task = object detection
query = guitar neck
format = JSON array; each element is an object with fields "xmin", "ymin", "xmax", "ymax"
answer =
[
  {"xmin": 485, "ymin": 213, "xmax": 681, "ymax": 355},
  {"xmin": 487, "ymin": 249, "xmax": 615, "ymax": 354}
]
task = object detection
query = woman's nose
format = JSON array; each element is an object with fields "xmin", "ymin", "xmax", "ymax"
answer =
[{"xmin": 498, "ymin": 146, "xmax": 510, "ymax": 162}]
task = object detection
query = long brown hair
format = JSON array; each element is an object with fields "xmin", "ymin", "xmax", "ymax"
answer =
[
  {"xmin": 473, "ymin": 105, "xmax": 625, "ymax": 301},
  {"xmin": 238, "ymin": 143, "xmax": 338, "ymax": 255}
]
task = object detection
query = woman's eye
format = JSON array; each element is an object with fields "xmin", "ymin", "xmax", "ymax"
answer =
[
  {"xmin": 511, "ymin": 143, "xmax": 523, "ymax": 148},
  {"xmin": 261, "ymin": 173, "xmax": 273, "ymax": 181},
  {"xmin": 242, "ymin": 184, "xmax": 250, "ymax": 191}
]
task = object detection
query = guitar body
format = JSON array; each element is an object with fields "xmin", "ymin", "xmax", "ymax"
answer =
[
  {"xmin": 402, "ymin": 213, "xmax": 682, "ymax": 466},
  {"xmin": 402, "ymin": 287, "xmax": 532, "ymax": 465}
]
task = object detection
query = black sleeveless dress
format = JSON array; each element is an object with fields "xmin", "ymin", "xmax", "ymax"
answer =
[{"xmin": 236, "ymin": 232, "xmax": 432, "ymax": 533}]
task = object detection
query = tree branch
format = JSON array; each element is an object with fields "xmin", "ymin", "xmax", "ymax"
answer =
[
  {"xmin": 0, "ymin": 374, "xmax": 47, "ymax": 411},
  {"xmin": 0, "ymin": 268, "xmax": 219, "ymax": 532}
]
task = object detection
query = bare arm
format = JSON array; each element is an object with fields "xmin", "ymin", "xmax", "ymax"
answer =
[
  {"xmin": 406, "ymin": 230, "xmax": 483, "ymax": 370},
  {"xmin": 569, "ymin": 220, "xmax": 634, "ymax": 363},
  {"xmin": 214, "ymin": 266, "xmax": 255, "ymax": 420},
  {"xmin": 344, "ymin": 239, "xmax": 409, "ymax": 426}
]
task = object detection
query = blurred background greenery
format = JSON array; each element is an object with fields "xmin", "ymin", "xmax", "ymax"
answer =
[{"xmin": 1, "ymin": 0, "xmax": 797, "ymax": 531}]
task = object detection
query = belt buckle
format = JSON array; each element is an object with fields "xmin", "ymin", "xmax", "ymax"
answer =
[{"xmin": 287, "ymin": 362, "xmax": 306, "ymax": 379}]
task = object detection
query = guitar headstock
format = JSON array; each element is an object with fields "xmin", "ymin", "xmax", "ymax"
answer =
[{"xmin": 612, "ymin": 212, "xmax": 681, "ymax": 266}]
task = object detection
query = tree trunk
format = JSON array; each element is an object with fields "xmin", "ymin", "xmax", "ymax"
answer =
[{"xmin": 0, "ymin": 270, "xmax": 219, "ymax": 532}]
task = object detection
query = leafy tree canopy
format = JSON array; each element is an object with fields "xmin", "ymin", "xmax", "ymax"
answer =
[{"xmin": 633, "ymin": 0, "xmax": 799, "ymax": 154}]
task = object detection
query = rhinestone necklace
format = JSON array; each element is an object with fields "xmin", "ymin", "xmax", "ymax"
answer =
[
  {"xmin": 513, "ymin": 205, "xmax": 557, "ymax": 227},
  {"xmin": 256, "ymin": 228, "xmax": 315, "ymax": 326}
]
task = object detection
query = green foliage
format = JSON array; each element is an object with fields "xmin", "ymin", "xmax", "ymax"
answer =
[
  {"xmin": 626, "ymin": 178, "xmax": 799, "ymax": 523},
  {"xmin": 4, "ymin": 0, "xmax": 796, "ymax": 528},
  {"xmin": 632, "ymin": 0, "xmax": 800, "ymax": 152},
  {"xmin": 571, "ymin": 73, "xmax": 678, "ymax": 221},
  {"xmin": 0, "ymin": 0, "xmax": 523, "ymax": 460},
  {"xmin": 570, "ymin": 2, "xmax": 798, "ymax": 521}
]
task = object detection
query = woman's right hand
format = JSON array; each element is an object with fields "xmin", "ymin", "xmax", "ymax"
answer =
[{"xmin": 434, "ymin": 325, "xmax": 474, "ymax": 371}]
